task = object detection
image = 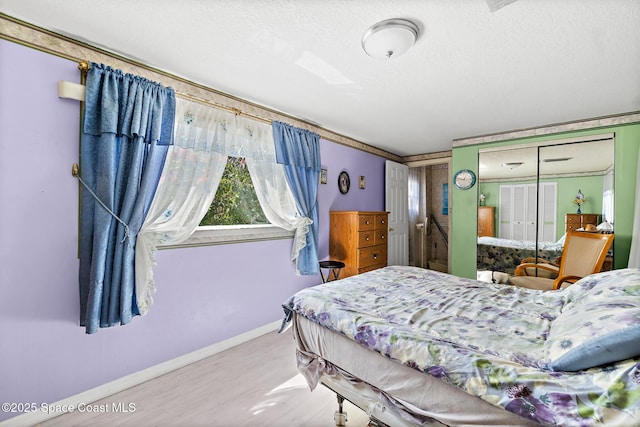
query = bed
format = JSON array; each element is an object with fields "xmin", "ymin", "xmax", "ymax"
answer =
[
  {"xmin": 477, "ymin": 236, "xmax": 565, "ymax": 274},
  {"xmin": 281, "ymin": 265, "xmax": 640, "ymax": 426}
]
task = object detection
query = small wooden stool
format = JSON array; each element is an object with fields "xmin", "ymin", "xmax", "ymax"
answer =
[{"xmin": 319, "ymin": 260, "xmax": 345, "ymax": 283}]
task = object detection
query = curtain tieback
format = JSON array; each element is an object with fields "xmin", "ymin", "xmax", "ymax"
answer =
[
  {"xmin": 75, "ymin": 173, "xmax": 130, "ymax": 242},
  {"xmin": 291, "ymin": 217, "xmax": 313, "ymax": 261}
]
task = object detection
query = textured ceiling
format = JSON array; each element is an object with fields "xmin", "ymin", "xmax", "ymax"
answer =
[{"xmin": 1, "ymin": 0, "xmax": 639, "ymax": 156}]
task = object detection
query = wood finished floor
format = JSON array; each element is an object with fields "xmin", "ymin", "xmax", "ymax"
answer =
[{"xmin": 38, "ymin": 329, "xmax": 369, "ymax": 427}]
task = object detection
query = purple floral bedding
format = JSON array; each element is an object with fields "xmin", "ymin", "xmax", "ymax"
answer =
[{"xmin": 282, "ymin": 266, "xmax": 640, "ymax": 426}]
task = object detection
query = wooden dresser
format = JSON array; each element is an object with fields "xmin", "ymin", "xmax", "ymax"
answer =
[
  {"xmin": 565, "ymin": 213, "xmax": 600, "ymax": 232},
  {"xmin": 477, "ymin": 206, "xmax": 495, "ymax": 237},
  {"xmin": 329, "ymin": 211, "xmax": 389, "ymax": 278}
]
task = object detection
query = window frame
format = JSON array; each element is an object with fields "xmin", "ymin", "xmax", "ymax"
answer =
[
  {"xmin": 158, "ymin": 154, "xmax": 295, "ymax": 249},
  {"xmin": 158, "ymin": 224, "xmax": 294, "ymax": 249}
]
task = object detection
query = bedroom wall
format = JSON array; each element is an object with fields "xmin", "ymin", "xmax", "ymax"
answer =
[
  {"xmin": 452, "ymin": 126, "xmax": 640, "ymax": 279},
  {"xmin": 0, "ymin": 39, "xmax": 386, "ymax": 422}
]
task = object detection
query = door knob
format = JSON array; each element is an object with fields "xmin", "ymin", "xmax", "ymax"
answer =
[{"xmin": 389, "ymin": 226, "xmax": 395, "ymax": 232}]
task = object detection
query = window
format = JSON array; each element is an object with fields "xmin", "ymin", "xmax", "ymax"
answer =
[
  {"xmin": 163, "ymin": 156, "xmax": 294, "ymax": 248},
  {"xmin": 199, "ymin": 157, "xmax": 268, "ymax": 226}
]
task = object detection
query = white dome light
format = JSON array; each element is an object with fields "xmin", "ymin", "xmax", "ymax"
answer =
[{"xmin": 361, "ymin": 19, "xmax": 419, "ymax": 59}]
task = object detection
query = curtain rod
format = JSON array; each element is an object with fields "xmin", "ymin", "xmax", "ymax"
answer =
[
  {"xmin": 175, "ymin": 92, "xmax": 272, "ymax": 125},
  {"xmin": 77, "ymin": 61, "xmax": 273, "ymax": 126}
]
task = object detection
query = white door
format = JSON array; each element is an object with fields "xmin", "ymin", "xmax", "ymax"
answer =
[
  {"xmin": 538, "ymin": 182, "xmax": 558, "ymax": 241},
  {"xmin": 385, "ymin": 160, "xmax": 409, "ymax": 266},
  {"xmin": 500, "ymin": 183, "xmax": 539, "ymax": 241},
  {"xmin": 512, "ymin": 184, "xmax": 528, "ymax": 240}
]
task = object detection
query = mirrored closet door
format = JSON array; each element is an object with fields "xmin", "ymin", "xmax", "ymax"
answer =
[{"xmin": 477, "ymin": 136, "xmax": 614, "ymax": 275}]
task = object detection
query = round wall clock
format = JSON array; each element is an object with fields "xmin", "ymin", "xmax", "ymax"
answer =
[
  {"xmin": 338, "ymin": 171, "xmax": 350, "ymax": 194},
  {"xmin": 454, "ymin": 169, "xmax": 476, "ymax": 190}
]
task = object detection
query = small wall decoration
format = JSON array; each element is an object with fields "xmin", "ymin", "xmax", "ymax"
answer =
[
  {"xmin": 453, "ymin": 169, "xmax": 476, "ymax": 190},
  {"xmin": 442, "ymin": 183, "xmax": 449, "ymax": 215},
  {"xmin": 320, "ymin": 168, "xmax": 327, "ymax": 184},
  {"xmin": 573, "ymin": 189, "xmax": 585, "ymax": 214},
  {"xmin": 359, "ymin": 176, "xmax": 366, "ymax": 189},
  {"xmin": 338, "ymin": 171, "xmax": 350, "ymax": 194}
]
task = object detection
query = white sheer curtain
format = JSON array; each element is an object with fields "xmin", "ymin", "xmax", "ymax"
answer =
[
  {"xmin": 602, "ymin": 169, "xmax": 614, "ymax": 225},
  {"xmin": 407, "ymin": 167, "xmax": 422, "ymax": 267},
  {"xmin": 628, "ymin": 155, "xmax": 640, "ymax": 268},
  {"xmin": 135, "ymin": 99, "xmax": 227, "ymax": 313},
  {"xmin": 135, "ymin": 98, "xmax": 305, "ymax": 314},
  {"xmin": 245, "ymin": 142, "xmax": 311, "ymax": 269}
]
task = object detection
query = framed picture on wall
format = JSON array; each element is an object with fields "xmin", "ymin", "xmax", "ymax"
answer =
[
  {"xmin": 320, "ymin": 168, "xmax": 327, "ymax": 184},
  {"xmin": 338, "ymin": 171, "xmax": 350, "ymax": 194},
  {"xmin": 442, "ymin": 183, "xmax": 449, "ymax": 215},
  {"xmin": 359, "ymin": 176, "xmax": 366, "ymax": 189}
]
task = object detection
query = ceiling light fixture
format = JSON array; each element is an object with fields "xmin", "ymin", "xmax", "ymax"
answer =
[{"xmin": 361, "ymin": 18, "xmax": 419, "ymax": 59}]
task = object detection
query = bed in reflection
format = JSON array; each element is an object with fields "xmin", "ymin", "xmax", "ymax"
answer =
[
  {"xmin": 477, "ymin": 235, "xmax": 565, "ymax": 274},
  {"xmin": 281, "ymin": 266, "xmax": 640, "ymax": 426}
]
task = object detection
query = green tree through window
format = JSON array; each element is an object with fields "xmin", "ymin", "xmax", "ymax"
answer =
[{"xmin": 199, "ymin": 157, "xmax": 268, "ymax": 226}]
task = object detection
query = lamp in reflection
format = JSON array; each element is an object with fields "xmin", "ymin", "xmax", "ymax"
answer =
[
  {"xmin": 573, "ymin": 189, "xmax": 585, "ymax": 214},
  {"xmin": 597, "ymin": 220, "xmax": 614, "ymax": 233}
]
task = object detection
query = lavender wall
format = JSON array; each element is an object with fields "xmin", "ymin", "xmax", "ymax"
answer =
[
  {"xmin": 317, "ymin": 142, "xmax": 387, "ymax": 258},
  {"xmin": 0, "ymin": 39, "xmax": 386, "ymax": 422}
]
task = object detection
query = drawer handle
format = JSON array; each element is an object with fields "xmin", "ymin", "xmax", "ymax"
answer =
[
  {"xmin": 380, "ymin": 235, "xmax": 385, "ymax": 239},
  {"xmin": 365, "ymin": 220, "xmax": 370, "ymax": 224},
  {"xmin": 372, "ymin": 254, "xmax": 377, "ymax": 260},
  {"xmin": 381, "ymin": 220, "xmax": 385, "ymax": 224},
  {"xmin": 365, "ymin": 237, "xmax": 370, "ymax": 241}
]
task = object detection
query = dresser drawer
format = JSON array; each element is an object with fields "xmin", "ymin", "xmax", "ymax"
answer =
[
  {"xmin": 581, "ymin": 214, "xmax": 599, "ymax": 226},
  {"xmin": 565, "ymin": 215, "xmax": 581, "ymax": 225},
  {"xmin": 374, "ymin": 230, "xmax": 387, "ymax": 245},
  {"xmin": 358, "ymin": 244, "xmax": 387, "ymax": 269},
  {"xmin": 358, "ymin": 214, "xmax": 376, "ymax": 231},
  {"xmin": 358, "ymin": 230, "xmax": 376, "ymax": 247},
  {"xmin": 374, "ymin": 214, "xmax": 388, "ymax": 230}
]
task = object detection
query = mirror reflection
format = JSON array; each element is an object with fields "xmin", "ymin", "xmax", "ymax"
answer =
[{"xmin": 477, "ymin": 138, "xmax": 614, "ymax": 278}]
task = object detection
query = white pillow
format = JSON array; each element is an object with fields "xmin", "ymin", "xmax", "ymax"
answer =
[{"xmin": 545, "ymin": 269, "xmax": 640, "ymax": 371}]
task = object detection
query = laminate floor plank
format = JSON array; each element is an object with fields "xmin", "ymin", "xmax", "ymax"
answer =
[{"xmin": 39, "ymin": 329, "xmax": 369, "ymax": 427}]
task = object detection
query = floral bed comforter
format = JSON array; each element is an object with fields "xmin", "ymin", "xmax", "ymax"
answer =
[{"xmin": 282, "ymin": 266, "xmax": 640, "ymax": 426}]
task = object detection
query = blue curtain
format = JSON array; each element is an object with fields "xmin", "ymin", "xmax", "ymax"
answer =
[
  {"xmin": 272, "ymin": 121, "xmax": 321, "ymax": 275},
  {"xmin": 79, "ymin": 63, "xmax": 175, "ymax": 334}
]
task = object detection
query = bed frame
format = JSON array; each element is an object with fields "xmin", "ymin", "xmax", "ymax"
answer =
[
  {"xmin": 292, "ymin": 314, "xmax": 539, "ymax": 427},
  {"xmin": 321, "ymin": 376, "xmax": 426, "ymax": 427}
]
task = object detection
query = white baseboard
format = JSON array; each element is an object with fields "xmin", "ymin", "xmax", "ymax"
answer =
[{"xmin": 0, "ymin": 320, "xmax": 281, "ymax": 427}]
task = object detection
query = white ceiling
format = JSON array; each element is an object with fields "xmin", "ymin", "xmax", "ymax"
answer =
[{"xmin": 1, "ymin": 0, "xmax": 639, "ymax": 157}]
